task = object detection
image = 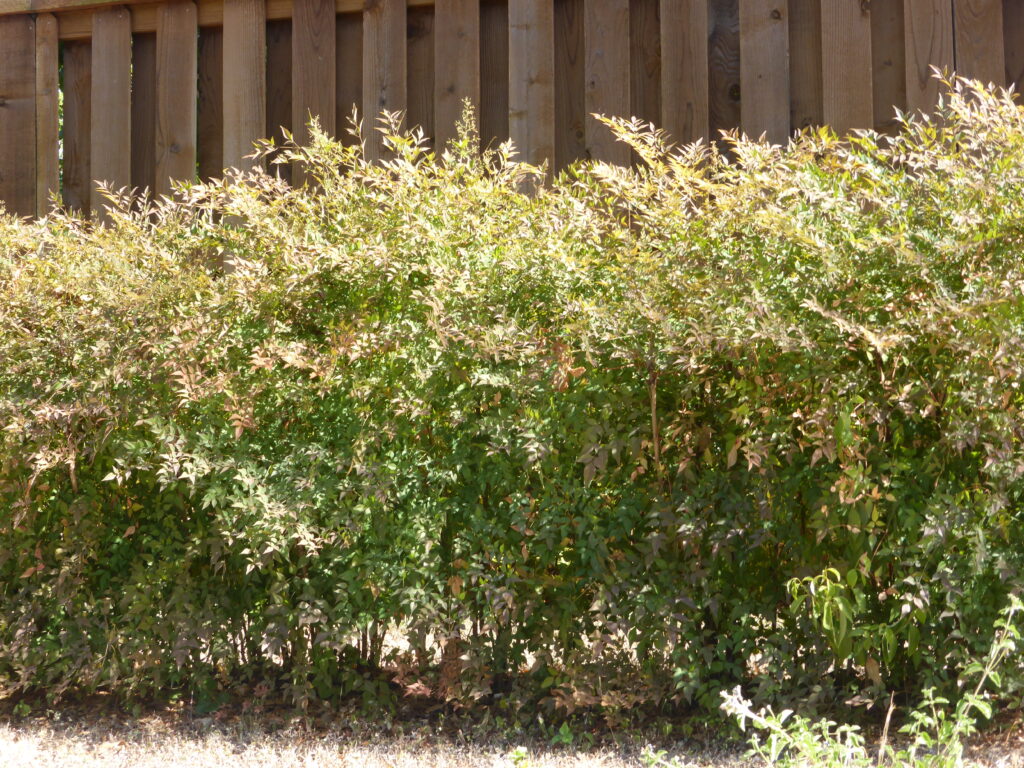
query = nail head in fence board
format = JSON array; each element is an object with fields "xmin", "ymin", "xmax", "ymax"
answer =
[
  {"xmin": 661, "ymin": 0, "xmax": 708, "ymax": 145},
  {"xmin": 709, "ymin": 0, "xmax": 740, "ymax": 143},
  {"xmin": 35, "ymin": 13, "xmax": 60, "ymax": 215},
  {"xmin": 0, "ymin": 15, "xmax": 36, "ymax": 219},
  {"xmin": 131, "ymin": 33, "xmax": 157, "ymax": 194},
  {"xmin": 954, "ymin": 0, "xmax": 1004, "ymax": 86},
  {"xmin": 822, "ymin": 0, "xmax": 872, "ymax": 133},
  {"xmin": 1004, "ymin": 0, "xmax": 1024, "ymax": 91},
  {"xmin": 554, "ymin": 0, "xmax": 585, "ymax": 169},
  {"xmin": 156, "ymin": 1, "xmax": 198, "ymax": 195},
  {"xmin": 435, "ymin": 0, "xmax": 480, "ymax": 149},
  {"xmin": 872, "ymin": 0, "xmax": 905, "ymax": 133},
  {"xmin": 363, "ymin": 0, "xmax": 406, "ymax": 161},
  {"xmin": 407, "ymin": 6, "xmax": 435, "ymax": 145},
  {"xmin": 223, "ymin": 0, "xmax": 266, "ymax": 170},
  {"xmin": 787, "ymin": 0, "xmax": 820, "ymax": 132},
  {"xmin": 480, "ymin": 0, "xmax": 509, "ymax": 149},
  {"xmin": 509, "ymin": 0, "xmax": 555, "ymax": 171},
  {"xmin": 630, "ymin": 0, "xmax": 660, "ymax": 124},
  {"xmin": 904, "ymin": 0, "xmax": 954, "ymax": 115},
  {"xmin": 584, "ymin": 0, "xmax": 630, "ymax": 164},
  {"xmin": 198, "ymin": 26, "xmax": 224, "ymax": 180},
  {"xmin": 336, "ymin": 12, "xmax": 362, "ymax": 143},
  {"xmin": 62, "ymin": 40, "xmax": 92, "ymax": 214},
  {"xmin": 739, "ymin": 0, "xmax": 790, "ymax": 144},
  {"xmin": 90, "ymin": 6, "xmax": 132, "ymax": 219}
]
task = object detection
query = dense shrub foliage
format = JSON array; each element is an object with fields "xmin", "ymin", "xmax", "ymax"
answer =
[{"xmin": 1, "ymin": 81, "xmax": 1023, "ymax": 720}]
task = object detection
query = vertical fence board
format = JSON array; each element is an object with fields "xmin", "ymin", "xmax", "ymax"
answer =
[
  {"xmin": 509, "ymin": 0, "xmax": 555, "ymax": 170},
  {"xmin": 554, "ymin": 0, "xmax": 585, "ymax": 169},
  {"xmin": 198, "ymin": 27, "xmax": 224, "ymax": 181},
  {"xmin": 408, "ymin": 6, "xmax": 435, "ymax": 145},
  {"xmin": 156, "ymin": 1, "xmax": 198, "ymax": 195},
  {"xmin": 336, "ymin": 13, "xmax": 362, "ymax": 143},
  {"xmin": 872, "ymin": 0, "xmax": 905, "ymax": 133},
  {"xmin": 91, "ymin": 6, "xmax": 132, "ymax": 218},
  {"xmin": 585, "ymin": 0, "xmax": 630, "ymax": 163},
  {"xmin": 363, "ymin": 0, "xmax": 406, "ymax": 160},
  {"xmin": 822, "ymin": 0, "xmax": 872, "ymax": 132},
  {"xmin": 266, "ymin": 20, "xmax": 292, "ymax": 141},
  {"xmin": 739, "ymin": 0, "xmax": 789, "ymax": 144},
  {"xmin": 788, "ymin": 0, "xmax": 820, "ymax": 132},
  {"xmin": 293, "ymin": 0, "xmax": 337, "ymax": 154},
  {"xmin": 1004, "ymin": 0, "xmax": 1024, "ymax": 91},
  {"xmin": 62, "ymin": 40, "xmax": 92, "ymax": 215},
  {"xmin": 630, "ymin": 0, "xmax": 659, "ymax": 127},
  {"xmin": 480, "ymin": 0, "xmax": 509, "ymax": 150},
  {"xmin": 661, "ymin": 0, "xmax": 709, "ymax": 145},
  {"xmin": 904, "ymin": 0, "xmax": 954, "ymax": 114},
  {"xmin": 435, "ymin": 0, "xmax": 480, "ymax": 148},
  {"xmin": 131, "ymin": 33, "xmax": 157, "ymax": 194},
  {"xmin": 0, "ymin": 16, "xmax": 36, "ymax": 218},
  {"xmin": 35, "ymin": 13, "xmax": 59, "ymax": 215},
  {"xmin": 954, "ymin": 0, "xmax": 1004, "ymax": 85},
  {"xmin": 223, "ymin": 0, "xmax": 266, "ymax": 171},
  {"xmin": 709, "ymin": 0, "xmax": 741, "ymax": 142}
]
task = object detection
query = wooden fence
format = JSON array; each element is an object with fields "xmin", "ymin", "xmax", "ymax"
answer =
[{"xmin": 0, "ymin": 0, "xmax": 1021, "ymax": 219}]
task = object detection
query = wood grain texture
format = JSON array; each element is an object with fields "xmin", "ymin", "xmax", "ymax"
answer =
[
  {"xmin": 904, "ymin": 0, "xmax": 954, "ymax": 114},
  {"xmin": 434, "ymin": 0, "xmax": 480, "ymax": 148},
  {"xmin": 265, "ymin": 19, "xmax": 291, "ymax": 180},
  {"xmin": 131, "ymin": 32, "xmax": 157, "ymax": 194},
  {"xmin": 336, "ymin": 12, "xmax": 362, "ymax": 143},
  {"xmin": 197, "ymin": 26, "xmax": 224, "ymax": 180},
  {"xmin": 953, "ymin": 0, "xmax": 1004, "ymax": 85},
  {"xmin": 363, "ymin": 0, "xmax": 406, "ymax": 160},
  {"xmin": 62, "ymin": 40, "xmax": 92, "ymax": 214},
  {"xmin": 661, "ymin": 0, "xmax": 708, "ymax": 145},
  {"xmin": 35, "ymin": 12, "xmax": 60, "ymax": 215},
  {"xmin": 407, "ymin": 6, "xmax": 435, "ymax": 145},
  {"xmin": 509, "ymin": 0, "xmax": 554, "ymax": 171},
  {"xmin": 479, "ymin": 0, "xmax": 509, "ymax": 150},
  {"xmin": 739, "ymin": 0, "xmax": 789, "ymax": 144},
  {"xmin": 787, "ymin": 0, "xmax": 820, "ymax": 132},
  {"xmin": 223, "ymin": 0, "xmax": 266, "ymax": 170},
  {"xmin": 1004, "ymin": 0, "xmax": 1024, "ymax": 92},
  {"xmin": 822, "ymin": 0, "xmax": 872, "ymax": 132},
  {"xmin": 554, "ymin": 0, "xmax": 585, "ymax": 169},
  {"xmin": 872, "ymin": 0, "xmax": 905, "ymax": 132},
  {"xmin": 0, "ymin": 15, "xmax": 35, "ymax": 218},
  {"xmin": 584, "ymin": 0, "xmax": 630, "ymax": 163},
  {"xmin": 156, "ymin": 1, "xmax": 198, "ymax": 195},
  {"xmin": 630, "ymin": 0, "xmax": 659, "ymax": 126},
  {"xmin": 90, "ymin": 5, "xmax": 132, "ymax": 218},
  {"xmin": 293, "ymin": 0, "xmax": 337, "ymax": 145},
  {"xmin": 708, "ymin": 0, "xmax": 740, "ymax": 143}
]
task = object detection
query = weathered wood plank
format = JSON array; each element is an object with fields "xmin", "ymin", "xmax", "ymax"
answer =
[
  {"xmin": 479, "ymin": 0, "xmax": 509, "ymax": 150},
  {"xmin": 738, "ymin": 0, "xmax": 789, "ymax": 144},
  {"xmin": 953, "ymin": 0, "xmax": 1004, "ymax": 85},
  {"xmin": 131, "ymin": 32, "xmax": 157, "ymax": 194},
  {"xmin": 62, "ymin": 40, "xmax": 92, "ymax": 214},
  {"xmin": 822, "ymin": 0, "xmax": 872, "ymax": 132},
  {"xmin": 708, "ymin": 0, "xmax": 740, "ymax": 144},
  {"xmin": 872, "ymin": 0, "xmax": 905, "ymax": 133},
  {"xmin": 1005, "ymin": 0, "xmax": 1024, "ymax": 93},
  {"xmin": 363, "ymin": 0, "xmax": 406, "ymax": 160},
  {"xmin": 223, "ymin": 0, "xmax": 266, "ymax": 170},
  {"xmin": 407, "ymin": 5, "xmax": 435, "ymax": 146},
  {"xmin": 630, "ymin": 0, "xmax": 659, "ymax": 127},
  {"xmin": 584, "ymin": 0, "xmax": 630, "ymax": 163},
  {"xmin": 90, "ymin": 5, "xmax": 132, "ymax": 218},
  {"xmin": 661, "ymin": 0, "xmax": 708, "ymax": 145},
  {"xmin": 0, "ymin": 15, "xmax": 35, "ymax": 218},
  {"xmin": 435, "ymin": 0, "xmax": 480, "ymax": 149},
  {"xmin": 197, "ymin": 26, "xmax": 224, "ymax": 180},
  {"xmin": 336, "ymin": 12, "xmax": 361, "ymax": 143},
  {"xmin": 156, "ymin": 0, "xmax": 198, "ymax": 195},
  {"xmin": 554, "ymin": 0, "xmax": 584, "ymax": 169},
  {"xmin": 787, "ymin": 0, "xmax": 820, "ymax": 132},
  {"xmin": 509, "ymin": 0, "xmax": 554, "ymax": 171},
  {"xmin": 264, "ymin": 20, "xmax": 291, "ymax": 180},
  {"xmin": 35, "ymin": 12, "xmax": 60, "ymax": 215},
  {"xmin": 904, "ymin": 0, "xmax": 954, "ymax": 115},
  {"xmin": 293, "ymin": 0, "xmax": 336, "ymax": 148}
]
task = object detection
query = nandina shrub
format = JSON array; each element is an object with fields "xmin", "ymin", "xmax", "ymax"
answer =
[{"xmin": 1, "ymin": 80, "xmax": 1022, "ymax": 719}]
